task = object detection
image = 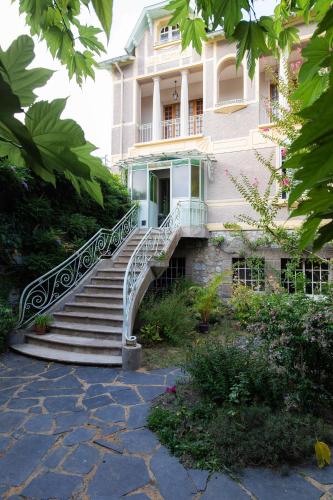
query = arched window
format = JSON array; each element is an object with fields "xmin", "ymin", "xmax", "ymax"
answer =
[
  {"xmin": 217, "ymin": 57, "xmax": 244, "ymax": 105},
  {"xmin": 159, "ymin": 24, "xmax": 180, "ymax": 43}
]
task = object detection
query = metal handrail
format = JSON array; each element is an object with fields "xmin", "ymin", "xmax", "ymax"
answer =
[
  {"xmin": 17, "ymin": 204, "xmax": 139, "ymax": 329},
  {"xmin": 122, "ymin": 200, "xmax": 207, "ymax": 345}
]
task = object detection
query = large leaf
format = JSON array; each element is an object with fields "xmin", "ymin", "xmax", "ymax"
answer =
[
  {"xmin": 0, "ymin": 35, "xmax": 53, "ymax": 107},
  {"xmin": 25, "ymin": 99, "xmax": 91, "ymax": 179},
  {"xmin": 181, "ymin": 17, "xmax": 207, "ymax": 54},
  {"xmin": 233, "ymin": 21, "xmax": 269, "ymax": 78},
  {"xmin": 72, "ymin": 142, "xmax": 112, "ymax": 183},
  {"xmin": 298, "ymin": 36, "xmax": 331, "ymax": 84},
  {"xmin": 91, "ymin": 0, "xmax": 113, "ymax": 41},
  {"xmin": 315, "ymin": 441, "xmax": 331, "ymax": 468}
]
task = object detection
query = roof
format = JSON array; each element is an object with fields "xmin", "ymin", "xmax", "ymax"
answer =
[
  {"xmin": 115, "ymin": 150, "xmax": 217, "ymax": 169},
  {"xmin": 125, "ymin": 1, "xmax": 170, "ymax": 55}
]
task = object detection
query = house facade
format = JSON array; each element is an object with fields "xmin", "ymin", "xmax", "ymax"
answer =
[{"xmin": 103, "ymin": 1, "xmax": 331, "ymax": 296}]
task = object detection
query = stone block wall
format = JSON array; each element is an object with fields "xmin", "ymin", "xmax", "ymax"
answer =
[{"xmin": 172, "ymin": 232, "xmax": 333, "ymax": 298}]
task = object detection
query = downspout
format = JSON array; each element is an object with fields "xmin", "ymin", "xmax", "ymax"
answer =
[{"xmin": 115, "ymin": 62, "xmax": 124, "ymax": 160}]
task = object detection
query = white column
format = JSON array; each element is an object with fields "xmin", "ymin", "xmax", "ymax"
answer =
[
  {"xmin": 152, "ymin": 76, "xmax": 162, "ymax": 141},
  {"xmin": 180, "ymin": 69, "xmax": 189, "ymax": 136},
  {"xmin": 279, "ymin": 49, "xmax": 289, "ymax": 110}
]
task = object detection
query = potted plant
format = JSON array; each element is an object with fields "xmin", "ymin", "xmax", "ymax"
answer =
[
  {"xmin": 34, "ymin": 314, "xmax": 53, "ymax": 335},
  {"xmin": 191, "ymin": 275, "xmax": 223, "ymax": 333}
]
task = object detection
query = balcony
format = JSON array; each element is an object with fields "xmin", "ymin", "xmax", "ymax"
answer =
[{"xmin": 138, "ymin": 115, "xmax": 203, "ymax": 143}]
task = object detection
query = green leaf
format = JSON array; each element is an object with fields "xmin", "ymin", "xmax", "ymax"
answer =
[
  {"xmin": 292, "ymin": 72, "xmax": 328, "ymax": 109},
  {"xmin": 233, "ymin": 21, "xmax": 269, "ymax": 79},
  {"xmin": 181, "ymin": 17, "xmax": 207, "ymax": 54},
  {"xmin": 79, "ymin": 178, "xmax": 104, "ymax": 206},
  {"xmin": 91, "ymin": 0, "xmax": 113, "ymax": 41},
  {"xmin": 316, "ymin": 5, "xmax": 333, "ymax": 34},
  {"xmin": 298, "ymin": 36, "xmax": 331, "ymax": 84},
  {"xmin": 278, "ymin": 26, "xmax": 299, "ymax": 51},
  {"xmin": 72, "ymin": 142, "xmax": 112, "ymax": 183},
  {"xmin": 78, "ymin": 23, "xmax": 105, "ymax": 54},
  {"xmin": 0, "ymin": 35, "xmax": 53, "ymax": 107},
  {"xmin": 25, "ymin": 99, "xmax": 91, "ymax": 179},
  {"xmin": 166, "ymin": 0, "xmax": 190, "ymax": 27},
  {"xmin": 315, "ymin": 440, "xmax": 332, "ymax": 468}
]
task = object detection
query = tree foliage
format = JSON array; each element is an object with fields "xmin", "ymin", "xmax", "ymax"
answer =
[
  {"xmin": 0, "ymin": 159, "xmax": 130, "ymax": 299},
  {"xmin": 169, "ymin": 0, "xmax": 333, "ymax": 249},
  {"xmin": 13, "ymin": 0, "xmax": 113, "ymax": 84},
  {"xmin": 0, "ymin": 35, "xmax": 112, "ymax": 205}
]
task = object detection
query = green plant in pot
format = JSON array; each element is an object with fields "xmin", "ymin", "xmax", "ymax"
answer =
[
  {"xmin": 191, "ymin": 274, "xmax": 223, "ymax": 333},
  {"xmin": 34, "ymin": 314, "xmax": 53, "ymax": 335}
]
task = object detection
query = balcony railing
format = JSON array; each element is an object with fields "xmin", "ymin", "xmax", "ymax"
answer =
[
  {"xmin": 138, "ymin": 114, "xmax": 203, "ymax": 143},
  {"xmin": 215, "ymin": 97, "xmax": 246, "ymax": 107}
]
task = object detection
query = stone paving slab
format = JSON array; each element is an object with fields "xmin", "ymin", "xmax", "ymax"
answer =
[{"xmin": 0, "ymin": 352, "xmax": 331, "ymax": 499}]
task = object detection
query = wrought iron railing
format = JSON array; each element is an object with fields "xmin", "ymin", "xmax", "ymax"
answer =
[
  {"xmin": 162, "ymin": 118, "xmax": 181, "ymax": 139},
  {"xmin": 17, "ymin": 204, "xmax": 139, "ymax": 329},
  {"xmin": 138, "ymin": 123, "xmax": 152, "ymax": 143},
  {"xmin": 216, "ymin": 97, "xmax": 247, "ymax": 107},
  {"xmin": 188, "ymin": 114, "xmax": 203, "ymax": 135},
  {"xmin": 122, "ymin": 200, "xmax": 207, "ymax": 345}
]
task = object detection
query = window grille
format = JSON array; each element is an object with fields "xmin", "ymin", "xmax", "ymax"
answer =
[
  {"xmin": 150, "ymin": 257, "xmax": 186, "ymax": 291},
  {"xmin": 232, "ymin": 257, "xmax": 265, "ymax": 291},
  {"xmin": 281, "ymin": 258, "xmax": 330, "ymax": 295}
]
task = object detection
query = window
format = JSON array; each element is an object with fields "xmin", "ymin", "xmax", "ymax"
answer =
[
  {"xmin": 132, "ymin": 169, "xmax": 147, "ymax": 200},
  {"xmin": 232, "ymin": 258, "xmax": 265, "ymax": 291},
  {"xmin": 172, "ymin": 162, "xmax": 189, "ymax": 198},
  {"xmin": 151, "ymin": 257, "xmax": 186, "ymax": 291},
  {"xmin": 191, "ymin": 164, "xmax": 199, "ymax": 197},
  {"xmin": 281, "ymin": 258, "xmax": 330, "ymax": 295},
  {"xmin": 149, "ymin": 173, "xmax": 157, "ymax": 203},
  {"xmin": 159, "ymin": 24, "xmax": 180, "ymax": 43}
]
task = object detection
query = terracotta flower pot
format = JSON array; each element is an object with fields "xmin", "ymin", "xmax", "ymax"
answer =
[
  {"xmin": 198, "ymin": 322, "xmax": 209, "ymax": 334},
  {"xmin": 34, "ymin": 325, "xmax": 47, "ymax": 335}
]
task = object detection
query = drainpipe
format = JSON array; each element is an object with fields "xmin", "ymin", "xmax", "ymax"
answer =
[{"xmin": 115, "ymin": 62, "xmax": 124, "ymax": 160}]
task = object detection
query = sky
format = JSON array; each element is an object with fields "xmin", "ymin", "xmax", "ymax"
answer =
[{"xmin": 0, "ymin": 0, "xmax": 276, "ymax": 159}]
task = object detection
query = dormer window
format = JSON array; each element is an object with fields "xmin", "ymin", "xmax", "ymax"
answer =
[{"xmin": 159, "ymin": 24, "xmax": 180, "ymax": 44}]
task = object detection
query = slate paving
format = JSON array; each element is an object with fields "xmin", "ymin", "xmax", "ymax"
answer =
[{"xmin": 0, "ymin": 352, "xmax": 332, "ymax": 499}]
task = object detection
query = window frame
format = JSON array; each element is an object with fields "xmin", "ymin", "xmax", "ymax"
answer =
[
  {"xmin": 232, "ymin": 257, "xmax": 265, "ymax": 291},
  {"xmin": 159, "ymin": 24, "xmax": 180, "ymax": 44},
  {"xmin": 281, "ymin": 258, "xmax": 330, "ymax": 295}
]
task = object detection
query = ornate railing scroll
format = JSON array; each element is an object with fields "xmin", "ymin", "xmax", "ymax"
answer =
[
  {"xmin": 17, "ymin": 204, "xmax": 139, "ymax": 329},
  {"xmin": 122, "ymin": 201, "xmax": 207, "ymax": 345}
]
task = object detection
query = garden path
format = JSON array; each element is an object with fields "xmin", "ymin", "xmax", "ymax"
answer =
[{"xmin": 0, "ymin": 353, "xmax": 332, "ymax": 500}]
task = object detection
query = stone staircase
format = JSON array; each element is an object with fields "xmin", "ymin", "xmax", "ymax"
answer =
[{"xmin": 12, "ymin": 230, "xmax": 147, "ymax": 366}]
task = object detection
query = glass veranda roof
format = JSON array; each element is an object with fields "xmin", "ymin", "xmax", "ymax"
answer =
[{"xmin": 115, "ymin": 150, "xmax": 216, "ymax": 169}]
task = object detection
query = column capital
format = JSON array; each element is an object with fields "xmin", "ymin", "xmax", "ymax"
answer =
[
  {"xmin": 153, "ymin": 76, "xmax": 160, "ymax": 82},
  {"xmin": 181, "ymin": 69, "xmax": 189, "ymax": 76}
]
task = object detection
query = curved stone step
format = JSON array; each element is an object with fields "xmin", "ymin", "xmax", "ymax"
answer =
[
  {"xmin": 75, "ymin": 293, "xmax": 122, "ymax": 304},
  {"xmin": 50, "ymin": 321, "xmax": 122, "ymax": 339},
  {"xmin": 84, "ymin": 284, "xmax": 123, "ymax": 294},
  {"xmin": 25, "ymin": 333, "xmax": 122, "ymax": 355},
  {"xmin": 11, "ymin": 344, "xmax": 122, "ymax": 366},
  {"xmin": 64, "ymin": 301, "xmax": 123, "ymax": 315},
  {"xmin": 53, "ymin": 311, "xmax": 123, "ymax": 327},
  {"xmin": 91, "ymin": 277, "xmax": 124, "ymax": 286}
]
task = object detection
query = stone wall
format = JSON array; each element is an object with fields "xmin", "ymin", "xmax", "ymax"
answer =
[{"xmin": 172, "ymin": 232, "xmax": 333, "ymax": 298}]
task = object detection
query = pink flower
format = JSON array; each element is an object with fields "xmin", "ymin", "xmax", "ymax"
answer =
[
  {"xmin": 263, "ymin": 127, "xmax": 270, "ymax": 132},
  {"xmin": 281, "ymin": 147, "xmax": 287, "ymax": 158},
  {"xmin": 224, "ymin": 168, "xmax": 230, "ymax": 177},
  {"xmin": 281, "ymin": 177, "xmax": 290, "ymax": 187},
  {"xmin": 252, "ymin": 177, "xmax": 259, "ymax": 188},
  {"xmin": 166, "ymin": 385, "xmax": 177, "ymax": 394}
]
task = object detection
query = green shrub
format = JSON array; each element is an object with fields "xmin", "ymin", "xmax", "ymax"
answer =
[
  {"xmin": 190, "ymin": 274, "xmax": 223, "ymax": 324},
  {"xmin": 229, "ymin": 285, "xmax": 261, "ymax": 325},
  {"xmin": 184, "ymin": 341, "xmax": 284, "ymax": 408},
  {"xmin": 148, "ymin": 391, "xmax": 332, "ymax": 470},
  {"xmin": 0, "ymin": 301, "xmax": 15, "ymax": 353},
  {"xmin": 210, "ymin": 405, "xmax": 332, "ymax": 468},
  {"xmin": 138, "ymin": 281, "xmax": 196, "ymax": 345},
  {"xmin": 249, "ymin": 294, "xmax": 333, "ymax": 410}
]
